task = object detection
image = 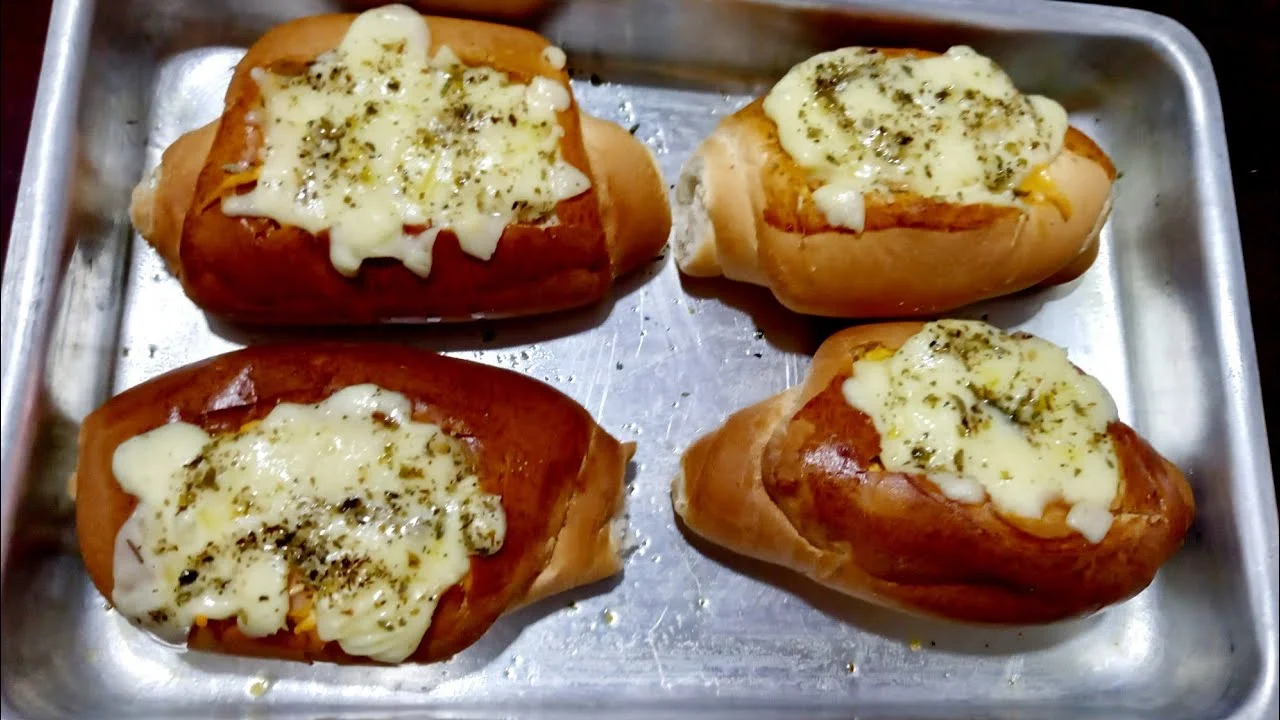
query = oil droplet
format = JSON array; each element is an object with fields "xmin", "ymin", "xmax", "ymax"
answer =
[
  {"xmin": 645, "ymin": 127, "xmax": 669, "ymax": 155},
  {"xmin": 247, "ymin": 676, "xmax": 272, "ymax": 698},
  {"xmin": 618, "ymin": 100, "xmax": 636, "ymax": 125},
  {"xmin": 909, "ymin": 639, "xmax": 923, "ymax": 652},
  {"xmin": 602, "ymin": 609, "xmax": 619, "ymax": 625},
  {"xmin": 630, "ymin": 537, "xmax": 650, "ymax": 557}
]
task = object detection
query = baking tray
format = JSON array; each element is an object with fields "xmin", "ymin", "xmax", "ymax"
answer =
[{"xmin": 2, "ymin": 0, "xmax": 1276, "ymax": 717}]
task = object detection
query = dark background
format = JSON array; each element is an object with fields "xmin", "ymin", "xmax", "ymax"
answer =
[{"xmin": 2, "ymin": 1, "xmax": 1276, "ymax": 473}]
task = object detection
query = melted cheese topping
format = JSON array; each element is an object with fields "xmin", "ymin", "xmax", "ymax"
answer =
[
  {"xmin": 841, "ymin": 320, "xmax": 1120, "ymax": 543},
  {"xmin": 110, "ymin": 384, "xmax": 505, "ymax": 663},
  {"xmin": 541, "ymin": 46, "xmax": 567, "ymax": 71},
  {"xmin": 221, "ymin": 4, "xmax": 590, "ymax": 277},
  {"xmin": 763, "ymin": 46, "xmax": 1068, "ymax": 232}
]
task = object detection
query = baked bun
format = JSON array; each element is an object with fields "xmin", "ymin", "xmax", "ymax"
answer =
[
  {"xmin": 74, "ymin": 343, "xmax": 632, "ymax": 664},
  {"xmin": 673, "ymin": 47, "xmax": 1116, "ymax": 318},
  {"xmin": 131, "ymin": 7, "xmax": 669, "ymax": 324},
  {"xmin": 673, "ymin": 321, "xmax": 1194, "ymax": 623}
]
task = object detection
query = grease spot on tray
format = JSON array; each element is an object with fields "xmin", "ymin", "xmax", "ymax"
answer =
[{"xmin": 246, "ymin": 675, "xmax": 272, "ymax": 698}]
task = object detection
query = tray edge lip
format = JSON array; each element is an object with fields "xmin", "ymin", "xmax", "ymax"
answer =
[
  {"xmin": 0, "ymin": 0, "xmax": 98, "ymax": 712},
  {"xmin": 0, "ymin": 0, "xmax": 94, "ymax": 578},
  {"xmin": 0, "ymin": 0, "xmax": 1274, "ymax": 718},
  {"xmin": 1101, "ymin": 6, "xmax": 1280, "ymax": 720}
]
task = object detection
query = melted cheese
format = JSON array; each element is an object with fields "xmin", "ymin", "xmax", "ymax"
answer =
[
  {"xmin": 763, "ymin": 46, "xmax": 1068, "ymax": 232},
  {"xmin": 110, "ymin": 384, "xmax": 505, "ymax": 663},
  {"xmin": 541, "ymin": 45, "xmax": 567, "ymax": 71},
  {"xmin": 1018, "ymin": 165, "xmax": 1073, "ymax": 219},
  {"xmin": 841, "ymin": 320, "xmax": 1120, "ymax": 543},
  {"xmin": 221, "ymin": 4, "xmax": 590, "ymax": 277}
]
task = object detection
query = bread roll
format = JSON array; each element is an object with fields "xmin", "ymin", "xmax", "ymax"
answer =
[
  {"xmin": 673, "ymin": 47, "xmax": 1116, "ymax": 318},
  {"xmin": 74, "ymin": 344, "xmax": 631, "ymax": 664},
  {"xmin": 131, "ymin": 7, "xmax": 669, "ymax": 324},
  {"xmin": 674, "ymin": 321, "xmax": 1194, "ymax": 623}
]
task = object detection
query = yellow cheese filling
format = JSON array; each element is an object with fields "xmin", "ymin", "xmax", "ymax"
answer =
[
  {"xmin": 110, "ymin": 384, "xmax": 505, "ymax": 663},
  {"xmin": 1016, "ymin": 166, "xmax": 1072, "ymax": 219}
]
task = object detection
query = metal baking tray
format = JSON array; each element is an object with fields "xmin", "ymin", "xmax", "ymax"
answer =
[{"xmin": 2, "ymin": 0, "xmax": 1277, "ymax": 717}]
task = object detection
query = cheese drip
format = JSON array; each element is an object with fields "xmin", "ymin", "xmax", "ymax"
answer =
[
  {"xmin": 841, "ymin": 320, "xmax": 1120, "ymax": 543},
  {"xmin": 221, "ymin": 4, "xmax": 590, "ymax": 276},
  {"xmin": 110, "ymin": 384, "xmax": 506, "ymax": 663},
  {"xmin": 763, "ymin": 46, "xmax": 1068, "ymax": 231}
]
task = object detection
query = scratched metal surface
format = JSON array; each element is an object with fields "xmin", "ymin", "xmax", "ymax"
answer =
[{"xmin": 1, "ymin": 0, "xmax": 1276, "ymax": 718}]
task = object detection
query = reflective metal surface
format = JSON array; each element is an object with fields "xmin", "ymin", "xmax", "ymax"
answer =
[{"xmin": 2, "ymin": 0, "xmax": 1276, "ymax": 718}]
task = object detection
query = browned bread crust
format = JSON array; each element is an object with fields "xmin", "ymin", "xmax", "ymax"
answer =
[
  {"xmin": 75, "ymin": 344, "xmax": 632, "ymax": 663},
  {"xmin": 674, "ymin": 322, "xmax": 1194, "ymax": 623},
  {"xmin": 130, "ymin": 13, "xmax": 670, "ymax": 324}
]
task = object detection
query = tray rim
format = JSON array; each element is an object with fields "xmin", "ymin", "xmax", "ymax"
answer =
[
  {"xmin": 0, "ymin": 0, "xmax": 1275, "ymax": 717},
  {"xmin": 0, "ymin": 0, "xmax": 93, "ymax": 578}
]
